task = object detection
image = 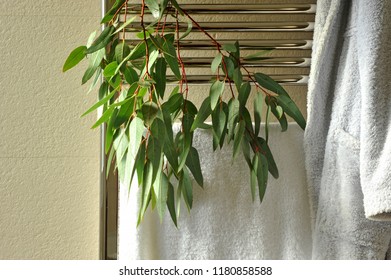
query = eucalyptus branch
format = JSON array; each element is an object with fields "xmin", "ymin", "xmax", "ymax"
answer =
[{"xmin": 63, "ymin": 0, "xmax": 306, "ymax": 226}]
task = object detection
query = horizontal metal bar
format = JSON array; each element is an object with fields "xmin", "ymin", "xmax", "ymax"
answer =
[
  {"xmin": 126, "ymin": 4, "xmax": 316, "ymax": 14},
  {"xmin": 164, "ymin": 75, "xmax": 309, "ymax": 85},
  {"xmin": 124, "ymin": 39, "xmax": 313, "ymax": 50},
  {"xmin": 180, "ymin": 57, "xmax": 311, "ymax": 68},
  {"xmin": 126, "ymin": 21, "xmax": 314, "ymax": 32}
]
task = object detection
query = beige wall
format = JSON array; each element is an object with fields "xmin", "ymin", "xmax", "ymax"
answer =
[{"xmin": 0, "ymin": 1, "xmax": 101, "ymax": 259}]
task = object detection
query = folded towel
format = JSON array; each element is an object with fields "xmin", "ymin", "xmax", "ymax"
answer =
[{"xmin": 118, "ymin": 123, "xmax": 312, "ymax": 260}]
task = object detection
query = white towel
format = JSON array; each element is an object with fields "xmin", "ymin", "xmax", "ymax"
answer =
[
  {"xmin": 118, "ymin": 123, "xmax": 312, "ymax": 260},
  {"xmin": 304, "ymin": 0, "xmax": 391, "ymax": 259}
]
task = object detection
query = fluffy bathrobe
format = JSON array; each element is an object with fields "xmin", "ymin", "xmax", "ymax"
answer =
[{"xmin": 304, "ymin": 0, "xmax": 391, "ymax": 259}]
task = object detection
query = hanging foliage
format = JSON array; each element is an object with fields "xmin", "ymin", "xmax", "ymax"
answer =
[{"xmin": 63, "ymin": 0, "xmax": 306, "ymax": 226}]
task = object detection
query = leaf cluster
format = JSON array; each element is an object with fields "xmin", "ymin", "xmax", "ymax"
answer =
[{"xmin": 63, "ymin": 0, "xmax": 306, "ymax": 226}]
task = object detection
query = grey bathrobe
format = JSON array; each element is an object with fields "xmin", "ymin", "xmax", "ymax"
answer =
[{"xmin": 304, "ymin": 0, "xmax": 391, "ymax": 259}]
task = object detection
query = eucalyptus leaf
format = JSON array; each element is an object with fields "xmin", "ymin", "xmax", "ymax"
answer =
[
  {"xmin": 81, "ymin": 85, "xmax": 119, "ymax": 117},
  {"xmin": 212, "ymin": 107, "xmax": 226, "ymax": 151},
  {"xmin": 254, "ymin": 93, "xmax": 263, "ymax": 136},
  {"xmin": 276, "ymin": 94, "xmax": 306, "ymax": 130},
  {"xmin": 115, "ymin": 42, "xmax": 131, "ymax": 65},
  {"xmin": 211, "ymin": 53, "xmax": 222, "ymax": 73},
  {"xmin": 223, "ymin": 56, "xmax": 235, "ymax": 78},
  {"xmin": 82, "ymin": 48, "xmax": 104, "ymax": 84},
  {"xmin": 227, "ymin": 98, "xmax": 240, "ymax": 142},
  {"xmin": 155, "ymin": 172, "xmax": 169, "ymax": 222},
  {"xmin": 257, "ymin": 153, "xmax": 268, "ymax": 202},
  {"xmin": 103, "ymin": 61, "xmax": 119, "ymax": 78},
  {"xmin": 123, "ymin": 66, "xmax": 139, "ymax": 85},
  {"xmin": 101, "ymin": 0, "xmax": 126, "ymax": 23},
  {"xmin": 222, "ymin": 44, "xmax": 237, "ymax": 52},
  {"xmin": 191, "ymin": 97, "xmax": 212, "ymax": 131},
  {"xmin": 185, "ymin": 147, "xmax": 203, "ymax": 187},
  {"xmin": 166, "ymin": 182, "xmax": 177, "ymax": 227},
  {"xmin": 209, "ymin": 80, "xmax": 224, "ymax": 111},
  {"xmin": 63, "ymin": 46, "xmax": 86, "ymax": 72},
  {"xmin": 113, "ymin": 16, "xmax": 137, "ymax": 34},
  {"xmin": 250, "ymin": 154, "xmax": 259, "ymax": 202},
  {"xmin": 145, "ymin": 0, "xmax": 160, "ymax": 18},
  {"xmin": 155, "ymin": 58, "xmax": 167, "ymax": 98},
  {"xmin": 141, "ymin": 101, "xmax": 159, "ymax": 127},
  {"xmin": 238, "ymin": 82, "xmax": 251, "ymax": 109},
  {"xmin": 180, "ymin": 167, "xmax": 193, "ymax": 211},
  {"xmin": 86, "ymin": 25, "xmax": 114, "ymax": 54},
  {"xmin": 138, "ymin": 161, "xmax": 154, "ymax": 225},
  {"xmin": 91, "ymin": 106, "xmax": 115, "ymax": 129},
  {"xmin": 147, "ymin": 136, "xmax": 163, "ymax": 183},
  {"xmin": 163, "ymin": 40, "xmax": 181, "ymax": 79},
  {"xmin": 233, "ymin": 119, "xmax": 245, "ymax": 160}
]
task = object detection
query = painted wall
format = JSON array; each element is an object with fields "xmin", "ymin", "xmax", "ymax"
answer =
[{"xmin": 0, "ymin": 1, "xmax": 101, "ymax": 259}]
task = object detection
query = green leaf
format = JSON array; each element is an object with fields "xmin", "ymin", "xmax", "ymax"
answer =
[
  {"xmin": 155, "ymin": 172, "xmax": 168, "ymax": 222},
  {"xmin": 162, "ymin": 110, "xmax": 178, "ymax": 172},
  {"xmin": 122, "ymin": 117, "xmax": 145, "ymax": 190},
  {"xmin": 145, "ymin": 0, "xmax": 160, "ymax": 18},
  {"xmin": 113, "ymin": 129, "xmax": 129, "ymax": 166},
  {"xmin": 238, "ymin": 82, "xmax": 251, "ymax": 109},
  {"xmin": 227, "ymin": 98, "xmax": 240, "ymax": 142},
  {"xmin": 212, "ymin": 107, "xmax": 226, "ymax": 151},
  {"xmin": 191, "ymin": 97, "xmax": 212, "ymax": 131},
  {"xmin": 128, "ymin": 117, "xmax": 145, "ymax": 160},
  {"xmin": 101, "ymin": 0, "xmax": 126, "ymax": 24},
  {"xmin": 138, "ymin": 161, "xmax": 154, "ymax": 225},
  {"xmin": 276, "ymin": 94, "xmax": 306, "ymax": 130},
  {"xmin": 223, "ymin": 56, "xmax": 235, "ymax": 78},
  {"xmin": 265, "ymin": 103, "xmax": 271, "ymax": 142},
  {"xmin": 244, "ymin": 49, "xmax": 273, "ymax": 60},
  {"xmin": 147, "ymin": 136, "xmax": 163, "ymax": 183},
  {"xmin": 268, "ymin": 100, "xmax": 288, "ymax": 132},
  {"xmin": 166, "ymin": 182, "xmax": 177, "ymax": 226},
  {"xmin": 91, "ymin": 106, "xmax": 115, "ymax": 129},
  {"xmin": 258, "ymin": 137, "xmax": 279, "ymax": 179},
  {"xmin": 180, "ymin": 168, "xmax": 193, "ymax": 211},
  {"xmin": 162, "ymin": 93, "xmax": 183, "ymax": 113},
  {"xmin": 222, "ymin": 44, "xmax": 237, "ymax": 52},
  {"xmin": 113, "ymin": 16, "xmax": 137, "ymax": 34},
  {"xmin": 81, "ymin": 86, "xmax": 119, "ymax": 117},
  {"xmin": 233, "ymin": 119, "xmax": 246, "ymax": 160},
  {"xmin": 180, "ymin": 18, "xmax": 193, "ymax": 40},
  {"xmin": 115, "ymin": 42, "xmax": 146, "ymax": 73},
  {"xmin": 250, "ymin": 154, "xmax": 259, "ymax": 202},
  {"xmin": 63, "ymin": 46, "xmax": 86, "ymax": 72},
  {"xmin": 105, "ymin": 108, "xmax": 118, "ymax": 153},
  {"xmin": 211, "ymin": 53, "xmax": 222, "ymax": 73},
  {"xmin": 123, "ymin": 66, "xmax": 139, "ymax": 85},
  {"xmin": 232, "ymin": 68, "xmax": 243, "ymax": 92},
  {"xmin": 115, "ymin": 42, "xmax": 131, "ymax": 65},
  {"xmin": 254, "ymin": 72, "xmax": 287, "ymax": 96},
  {"xmin": 257, "ymin": 153, "xmax": 268, "ymax": 202},
  {"xmin": 254, "ymin": 93, "xmax": 263, "ymax": 136},
  {"xmin": 178, "ymin": 113, "xmax": 193, "ymax": 171},
  {"xmin": 209, "ymin": 80, "xmax": 224, "ymax": 110},
  {"xmin": 82, "ymin": 48, "xmax": 104, "ymax": 84},
  {"xmin": 103, "ymin": 61, "xmax": 119, "ymax": 78},
  {"xmin": 162, "ymin": 39, "xmax": 181, "ymax": 79},
  {"xmin": 155, "ymin": 58, "xmax": 167, "ymax": 98},
  {"xmin": 86, "ymin": 25, "xmax": 114, "ymax": 54},
  {"xmin": 185, "ymin": 147, "xmax": 203, "ymax": 187},
  {"xmin": 241, "ymin": 139, "xmax": 252, "ymax": 168},
  {"xmin": 87, "ymin": 31, "xmax": 97, "ymax": 48},
  {"xmin": 113, "ymin": 97, "xmax": 135, "ymax": 129},
  {"xmin": 141, "ymin": 101, "xmax": 159, "ymax": 127}
]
